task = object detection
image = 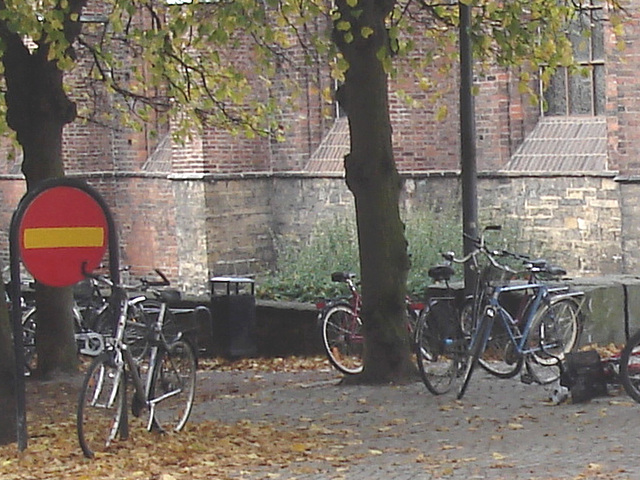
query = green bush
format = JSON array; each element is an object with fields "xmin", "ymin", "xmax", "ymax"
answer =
[
  {"xmin": 257, "ymin": 216, "xmax": 360, "ymax": 302},
  {"xmin": 404, "ymin": 207, "xmax": 462, "ymax": 297},
  {"xmin": 256, "ymin": 207, "xmax": 534, "ymax": 302},
  {"xmin": 257, "ymin": 207, "xmax": 465, "ymax": 302}
]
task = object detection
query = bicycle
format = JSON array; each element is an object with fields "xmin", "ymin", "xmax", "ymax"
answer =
[
  {"xmin": 414, "ymin": 225, "xmax": 508, "ymax": 394},
  {"xmin": 414, "ymin": 262, "xmax": 467, "ymax": 394},
  {"xmin": 469, "ymin": 255, "xmax": 583, "ymax": 384},
  {"xmin": 20, "ymin": 268, "xmax": 150, "ymax": 372},
  {"xmin": 76, "ymin": 268, "xmax": 197, "ymax": 458},
  {"xmin": 618, "ymin": 329, "xmax": 640, "ymax": 403},
  {"xmin": 456, "ymin": 253, "xmax": 583, "ymax": 399},
  {"xmin": 317, "ymin": 271, "xmax": 424, "ymax": 375},
  {"xmin": 415, "ymin": 226, "xmax": 583, "ymax": 396}
]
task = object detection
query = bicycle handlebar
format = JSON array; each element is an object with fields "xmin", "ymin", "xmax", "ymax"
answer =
[
  {"xmin": 141, "ymin": 269, "xmax": 170, "ymax": 288},
  {"xmin": 440, "ymin": 225, "xmax": 568, "ymax": 280},
  {"xmin": 82, "ymin": 263, "xmax": 171, "ymax": 290},
  {"xmin": 442, "ymin": 225, "xmax": 519, "ymax": 274},
  {"xmin": 81, "ymin": 262, "xmax": 115, "ymax": 288}
]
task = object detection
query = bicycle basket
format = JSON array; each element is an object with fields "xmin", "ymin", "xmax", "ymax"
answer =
[{"xmin": 481, "ymin": 263, "xmax": 514, "ymax": 287}]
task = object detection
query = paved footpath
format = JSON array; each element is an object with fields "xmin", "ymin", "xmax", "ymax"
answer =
[{"xmin": 192, "ymin": 367, "xmax": 640, "ymax": 480}]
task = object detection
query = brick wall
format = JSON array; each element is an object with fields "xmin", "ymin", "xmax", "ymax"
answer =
[
  {"xmin": 478, "ymin": 174, "xmax": 622, "ymax": 275},
  {"xmin": 607, "ymin": 6, "xmax": 640, "ymax": 174},
  {"xmin": 204, "ymin": 177, "xmax": 276, "ymax": 278}
]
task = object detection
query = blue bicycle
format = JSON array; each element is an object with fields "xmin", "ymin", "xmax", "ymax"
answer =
[
  {"xmin": 457, "ymin": 264, "xmax": 583, "ymax": 399},
  {"xmin": 415, "ymin": 226, "xmax": 583, "ymax": 397}
]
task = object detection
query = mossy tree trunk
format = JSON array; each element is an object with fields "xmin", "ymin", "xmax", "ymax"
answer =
[
  {"xmin": 334, "ymin": 0, "xmax": 414, "ymax": 383},
  {"xmin": 0, "ymin": 6, "xmax": 83, "ymax": 391}
]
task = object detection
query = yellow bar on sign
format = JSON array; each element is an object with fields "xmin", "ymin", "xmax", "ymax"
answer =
[{"xmin": 23, "ymin": 227, "xmax": 104, "ymax": 249}]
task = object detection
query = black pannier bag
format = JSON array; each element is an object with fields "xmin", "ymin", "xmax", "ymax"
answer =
[{"xmin": 559, "ymin": 350, "xmax": 608, "ymax": 403}]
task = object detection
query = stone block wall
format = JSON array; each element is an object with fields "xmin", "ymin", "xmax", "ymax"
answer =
[
  {"xmin": 193, "ymin": 172, "xmax": 624, "ymax": 292},
  {"xmin": 204, "ymin": 177, "xmax": 276, "ymax": 280},
  {"xmin": 478, "ymin": 174, "xmax": 623, "ymax": 275},
  {"xmin": 0, "ymin": 172, "xmax": 630, "ymax": 295}
]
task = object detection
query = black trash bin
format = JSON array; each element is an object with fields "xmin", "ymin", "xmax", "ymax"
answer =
[{"xmin": 210, "ymin": 276, "xmax": 257, "ymax": 358}]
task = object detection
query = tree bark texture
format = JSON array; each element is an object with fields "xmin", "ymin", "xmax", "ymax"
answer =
[
  {"xmin": 0, "ymin": 9, "xmax": 84, "ymax": 381},
  {"xmin": 334, "ymin": 0, "xmax": 413, "ymax": 383},
  {"xmin": 0, "ymin": 0, "xmax": 87, "ymax": 444}
]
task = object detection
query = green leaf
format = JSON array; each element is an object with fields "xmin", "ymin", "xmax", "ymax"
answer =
[
  {"xmin": 336, "ymin": 20, "xmax": 351, "ymax": 32},
  {"xmin": 360, "ymin": 26, "xmax": 374, "ymax": 39}
]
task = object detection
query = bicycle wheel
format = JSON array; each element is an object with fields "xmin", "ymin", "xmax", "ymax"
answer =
[
  {"xmin": 619, "ymin": 329, "xmax": 640, "ymax": 403},
  {"xmin": 459, "ymin": 299, "xmax": 475, "ymax": 337},
  {"xmin": 321, "ymin": 303, "xmax": 364, "ymax": 374},
  {"xmin": 149, "ymin": 339, "xmax": 197, "ymax": 432},
  {"xmin": 528, "ymin": 297, "xmax": 581, "ymax": 366},
  {"xmin": 22, "ymin": 306, "xmax": 88, "ymax": 371},
  {"xmin": 21, "ymin": 308, "xmax": 37, "ymax": 374},
  {"xmin": 77, "ymin": 352, "xmax": 126, "ymax": 458},
  {"xmin": 457, "ymin": 316, "xmax": 491, "ymax": 400},
  {"xmin": 141, "ymin": 299, "xmax": 180, "ymax": 342},
  {"xmin": 125, "ymin": 301, "xmax": 153, "ymax": 360},
  {"xmin": 415, "ymin": 303, "xmax": 463, "ymax": 395},
  {"xmin": 477, "ymin": 313, "xmax": 522, "ymax": 379}
]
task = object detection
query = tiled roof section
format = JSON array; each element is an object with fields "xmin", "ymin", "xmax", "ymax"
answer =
[
  {"xmin": 142, "ymin": 134, "xmax": 172, "ymax": 172},
  {"xmin": 305, "ymin": 117, "xmax": 349, "ymax": 173},
  {"xmin": 503, "ymin": 116, "xmax": 608, "ymax": 172}
]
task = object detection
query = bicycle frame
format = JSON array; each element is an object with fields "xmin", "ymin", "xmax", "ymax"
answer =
[
  {"xmin": 476, "ymin": 282, "xmax": 553, "ymax": 359},
  {"xmin": 319, "ymin": 274, "xmax": 421, "ymax": 343},
  {"xmin": 109, "ymin": 289, "xmax": 182, "ymax": 432}
]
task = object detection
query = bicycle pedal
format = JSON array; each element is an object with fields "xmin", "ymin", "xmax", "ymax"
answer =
[{"xmin": 520, "ymin": 372, "xmax": 535, "ymax": 385}]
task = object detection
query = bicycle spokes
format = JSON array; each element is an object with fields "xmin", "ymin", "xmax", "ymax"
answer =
[{"xmin": 77, "ymin": 354, "xmax": 126, "ymax": 458}]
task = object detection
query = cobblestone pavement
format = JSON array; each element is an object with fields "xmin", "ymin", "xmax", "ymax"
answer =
[{"xmin": 192, "ymin": 367, "xmax": 640, "ymax": 480}]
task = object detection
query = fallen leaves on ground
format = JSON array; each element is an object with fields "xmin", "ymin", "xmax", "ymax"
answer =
[
  {"xmin": 3, "ymin": 359, "xmax": 340, "ymax": 480},
  {"xmin": 1, "ymin": 357, "xmax": 340, "ymax": 480},
  {"xmin": 1, "ymin": 417, "xmax": 337, "ymax": 480},
  {"xmin": 3, "ymin": 355, "xmax": 635, "ymax": 480},
  {"xmin": 198, "ymin": 355, "xmax": 332, "ymax": 373}
]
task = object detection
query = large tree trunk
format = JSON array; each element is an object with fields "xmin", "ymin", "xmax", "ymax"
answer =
[
  {"xmin": 0, "ymin": 2, "xmax": 86, "ymax": 444},
  {"xmin": 1, "ymin": 27, "xmax": 79, "ymax": 380},
  {"xmin": 335, "ymin": 0, "xmax": 413, "ymax": 383}
]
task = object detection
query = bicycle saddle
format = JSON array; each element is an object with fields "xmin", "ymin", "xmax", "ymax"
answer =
[
  {"xmin": 546, "ymin": 264, "xmax": 567, "ymax": 277},
  {"xmin": 428, "ymin": 265, "xmax": 455, "ymax": 282},
  {"xmin": 525, "ymin": 259, "xmax": 566, "ymax": 277},
  {"xmin": 158, "ymin": 289, "xmax": 181, "ymax": 304},
  {"xmin": 331, "ymin": 272, "xmax": 356, "ymax": 282}
]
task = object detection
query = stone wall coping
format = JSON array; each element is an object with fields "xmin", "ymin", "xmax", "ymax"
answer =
[
  {"xmin": 171, "ymin": 274, "xmax": 640, "ymax": 308},
  {"xmin": 614, "ymin": 175, "xmax": 640, "ymax": 183},
  {"xmin": 0, "ymin": 170, "xmax": 620, "ymax": 182},
  {"xmin": 566, "ymin": 274, "xmax": 640, "ymax": 289}
]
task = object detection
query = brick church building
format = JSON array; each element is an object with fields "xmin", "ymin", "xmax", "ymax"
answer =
[{"xmin": 0, "ymin": 1, "xmax": 639, "ymax": 293}]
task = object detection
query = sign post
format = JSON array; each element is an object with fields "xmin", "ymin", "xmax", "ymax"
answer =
[{"xmin": 9, "ymin": 178, "xmax": 119, "ymax": 450}]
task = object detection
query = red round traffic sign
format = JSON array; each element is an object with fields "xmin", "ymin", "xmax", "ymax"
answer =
[{"xmin": 18, "ymin": 186, "xmax": 109, "ymax": 287}]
